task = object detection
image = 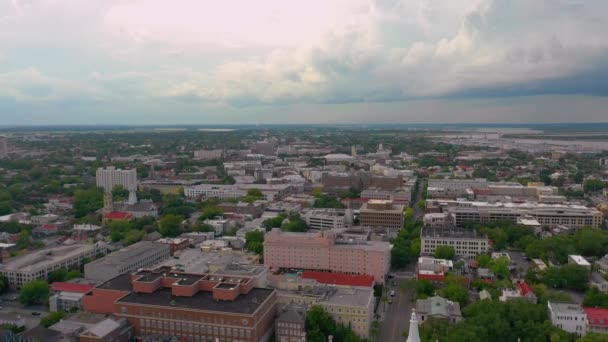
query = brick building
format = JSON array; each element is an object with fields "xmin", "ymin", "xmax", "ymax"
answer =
[{"xmin": 82, "ymin": 266, "xmax": 277, "ymax": 342}]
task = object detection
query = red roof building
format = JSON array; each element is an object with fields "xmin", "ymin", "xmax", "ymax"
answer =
[
  {"xmin": 417, "ymin": 272, "xmax": 445, "ymax": 282},
  {"xmin": 51, "ymin": 282, "xmax": 95, "ymax": 294},
  {"xmin": 584, "ymin": 307, "xmax": 608, "ymax": 334},
  {"xmin": 104, "ymin": 211, "xmax": 133, "ymax": 221},
  {"xmin": 302, "ymin": 271, "xmax": 374, "ymax": 288}
]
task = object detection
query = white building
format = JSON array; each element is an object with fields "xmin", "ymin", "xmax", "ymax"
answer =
[
  {"xmin": 193, "ymin": 149, "xmax": 223, "ymax": 160},
  {"xmin": 548, "ymin": 301, "xmax": 587, "ymax": 337},
  {"xmin": 96, "ymin": 167, "xmax": 138, "ymax": 192},
  {"xmin": 421, "ymin": 227, "xmax": 490, "ymax": 259},
  {"xmin": 432, "ymin": 199, "xmax": 604, "ymax": 229},
  {"xmin": 0, "ymin": 242, "xmax": 108, "ymax": 289},
  {"xmin": 568, "ymin": 255, "xmax": 591, "ymax": 269},
  {"xmin": 184, "ymin": 183, "xmax": 293, "ymax": 201}
]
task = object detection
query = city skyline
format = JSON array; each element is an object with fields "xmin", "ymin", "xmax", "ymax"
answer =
[{"xmin": 1, "ymin": 0, "xmax": 608, "ymax": 125}]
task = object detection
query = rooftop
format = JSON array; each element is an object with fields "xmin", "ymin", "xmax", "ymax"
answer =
[
  {"xmin": 117, "ymin": 287, "xmax": 273, "ymax": 314},
  {"xmin": 421, "ymin": 227, "xmax": 488, "ymax": 239},
  {"xmin": 0, "ymin": 243, "xmax": 100, "ymax": 272},
  {"xmin": 549, "ymin": 301, "xmax": 585, "ymax": 315},
  {"xmin": 584, "ymin": 307, "xmax": 608, "ymax": 326},
  {"xmin": 86, "ymin": 241, "xmax": 168, "ymax": 268}
]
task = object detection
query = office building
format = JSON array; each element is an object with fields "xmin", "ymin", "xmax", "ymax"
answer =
[
  {"xmin": 84, "ymin": 241, "xmax": 170, "ymax": 282},
  {"xmin": 49, "ymin": 282, "xmax": 95, "ymax": 312},
  {"xmin": 48, "ymin": 312, "xmax": 133, "ymax": 342},
  {"xmin": 0, "ymin": 243, "xmax": 107, "ymax": 289},
  {"xmin": 548, "ymin": 301, "xmax": 587, "ymax": 336},
  {"xmin": 264, "ymin": 229, "xmax": 390, "ymax": 283},
  {"xmin": 360, "ymin": 200, "xmax": 404, "ymax": 230},
  {"xmin": 193, "ymin": 149, "xmax": 223, "ymax": 160},
  {"xmin": 432, "ymin": 199, "xmax": 604, "ymax": 229},
  {"xmin": 361, "ymin": 187, "xmax": 411, "ymax": 205},
  {"xmin": 301, "ymin": 208, "xmax": 353, "ymax": 230},
  {"xmin": 82, "ymin": 267, "xmax": 277, "ymax": 342},
  {"xmin": 421, "ymin": 227, "xmax": 490, "ymax": 259}
]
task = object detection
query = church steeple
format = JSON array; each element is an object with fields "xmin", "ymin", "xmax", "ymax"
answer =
[{"xmin": 406, "ymin": 309, "xmax": 421, "ymax": 342}]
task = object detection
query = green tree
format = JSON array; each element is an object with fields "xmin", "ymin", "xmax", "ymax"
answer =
[
  {"xmin": 158, "ymin": 214, "xmax": 183, "ymax": 237},
  {"xmin": 542, "ymin": 264, "xmax": 589, "ymax": 291},
  {"xmin": 0, "ymin": 274, "xmax": 9, "ymax": 294},
  {"xmin": 583, "ymin": 287, "xmax": 608, "ymax": 309},
  {"xmin": 40, "ymin": 311, "xmax": 66, "ymax": 328},
  {"xmin": 19, "ymin": 280, "xmax": 50, "ymax": 305},
  {"xmin": 434, "ymin": 245, "xmax": 455, "ymax": 260},
  {"xmin": 263, "ymin": 214, "xmax": 287, "ymax": 231},
  {"xmin": 490, "ymin": 256, "xmax": 511, "ymax": 280},
  {"xmin": 245, "ymin": 230, "xmax": 264, "ymax": 255},
  {"xmin": 73, "ymin": 188, "xmax": 104, "ymax": 218},
  {"xmin": 584, "ymin": 179, "xmax": 605, "ymax": 193},
  {"xmin": 16, "ymin": 229, "xmax": 30, "ymax": 249},
  {"xmin": 439, "ymin": 275, "xmax": 469, "ymax": 307},
  {"xmin": 416, "ymin": 279, "xmax": 435, "ymax": 298},
  {"xmin": 199, "ymin": 206, "xmax": 224, "ymax": 221},
  {"xmin": 111, "ymin": 185, "xmax": 129, "ymax": 201}
]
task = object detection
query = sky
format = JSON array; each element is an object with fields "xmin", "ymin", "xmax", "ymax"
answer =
[{"xmin": 1, "ymin": 0, "xmax": 608, "ymax": 125}]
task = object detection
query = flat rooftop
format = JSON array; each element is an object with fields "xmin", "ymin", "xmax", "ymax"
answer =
[
  {"xmin": 117, "ymin": 287, "xmax": 273, "ymax": 315},
  {"xmin": 549, "ymin": 301, "xmax": 584, "ymax": 315},
  {"xmin": 422, "ymin": 227, "xmax": 487, "ymax": 239},
  {"xmin": 0, "ymin": 243, "xmax": 96, "ymax": 271}
]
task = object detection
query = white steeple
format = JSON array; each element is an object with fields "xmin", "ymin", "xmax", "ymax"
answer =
[{"xmin": 406, "ymin": 309, "xmax": 421, "ymax": 342}]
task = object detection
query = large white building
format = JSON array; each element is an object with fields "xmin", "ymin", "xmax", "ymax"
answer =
[
  {"xmin": 0, "ymin": 243, "xmax": 108, "ymax": 289},
  {"xmin": 430, "ymin": 199, "xmax": 604, "ymax": 229},
  {"xmin": 548, "ymin": 301, "xmax": 587, "ymax": 337},
  {"xmin": 96, "ymin": 167, "xmax": 138, "ymax": 192},
  {"xmin": 184, "ymin": 183, "xmax": 293, "ymax": 201},
  {"xmin": 421, "ymin": 227, "xmax": 490, "ymax": 259},
  {"xmin": 301, "ymin": 208, "xmax": 353, "ymax": 230}
]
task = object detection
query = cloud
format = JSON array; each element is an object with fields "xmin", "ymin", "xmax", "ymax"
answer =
[{"xmin": 0, "ymin": 0, "xmax": 607, "ymax": 123}]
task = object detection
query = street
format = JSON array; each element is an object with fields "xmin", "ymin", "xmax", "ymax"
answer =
[
  {"xmin": 376, "ymin": 275, "xmax": 416, "ymax": 342},
  {"xmin": 0, "ymin": 293, "xmax": 49, "ymax": 329}
]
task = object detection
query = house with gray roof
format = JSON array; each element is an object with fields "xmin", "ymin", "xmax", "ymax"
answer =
[{"xmin": 415, "ymin": 296, "xmax": 462, "ymax": 325}]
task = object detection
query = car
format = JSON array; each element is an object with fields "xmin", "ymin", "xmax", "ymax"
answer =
[
  {"xmin": 387, "ymin": 274, "xmax": 394, "ymax": 279},
  {"xmin": 31, "ymin": 312, "xmax": 41, "ymax": 316},
  {"xmin": 390, "ymin": 290, "xmax": 396, "ymax": 296},
  {"xmin": 387, "ymin": 299, "xmax": 393, "ymax": 304}
]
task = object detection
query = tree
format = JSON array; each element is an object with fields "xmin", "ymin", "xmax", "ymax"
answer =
[
  {"xmin": 313, "ymin": 194, "xmax": 346, "ymax": 209},
  {"xmin": 0, "ymin": 274, "xmax": 8, "ymax": 294},
  {"xmin": 19, "ymin": 280, "xmax": 50, "ymax": 305},
  {"xmin": 199, "ymin": 206, "xmax": 224, "ymax": 221},
  {"xmin": 416, "ymin": 279, "xmax": 435, "ymax": 298},
  {"xmin": 242, "ymin": 188, "xmax": 263, "ymax": 203},
  {"xmin": 542, "ymin": 264, "xmax": 589, "ymax": 291},
  {"xmin": 245, "ymin": 230, "xmax": 264, "ymax": 255},
  {"xmin": 158, "ymin": 214, "xmax": 183, "ymax": 237},
  {"xmin": 16, "ymin": 229, "xmax": 30, "ymax": 249},
  {"xmin": 434, "ymin": 245, "xmax": 455, "ymax": 260},
  {"xmin": 48, "ymin": 268, "xmax": 69, "ymax": 283},
  {"xmin": 73, "ymin": 188, "xmax": 103, "ymax": 218},
  {"xmin": 263, "ymin": 214, "xmax": 287, "ymax": 231},
  {"xmin": 439, "ymin": 275, "xmax": 469, "ymax": 306},
  {"xmin": 490, "ymin": 256, "xmax": 511, "ymax": 280},
  {"xmin": 584, "ymin": 179, "xmax": 605, "ymax": 193},
  {"xmin": 282, "ymin": 214, "xmax": 309, "ymax": 232},
  {"xmin": 111, "ymin": 185, "xmax": 129, "ymax": 201},
  {"xmin": 41, "ymin": 311, "xmax": 66, "ymax": 328},
  {"xmin": 583, "ymin": 287, "xmax": 608, "ymax": 309}
]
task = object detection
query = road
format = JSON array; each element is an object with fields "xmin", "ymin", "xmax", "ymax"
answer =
[
  {"xmin": 412, "ymin": 178, "xmax": 427, "ymax": 221},
  {"xmin": 376, "ymin": 275, "xmax": 416, "ymax": 342},
  {"xmin": 0, "ymin": 293, "xmax": 50, "ymax": 329}
]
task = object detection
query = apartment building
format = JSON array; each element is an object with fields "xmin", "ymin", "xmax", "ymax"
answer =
[
  {"xmin": 359, "ymin": 200, "xmax": 404, "ymax": 230},
  {"xmin": 432, "ymin": 200, "xmax": 604, "ymax": 229},
  {"xmin": 548, "ymin": 301, "xmax": 587, "ymax": 337},
  {"xmin": 301, "ymin": 208, "xmax": 353, "ymax": 230},
  {"xmin": 421, "ymin": 227, "xmax": 490, "ymax": 259},
  {"xmin": 0, "ymin": 242, "xmax": 108, "ymax": 289},
  {"xmin": 82, "ymin": 267, "xmax": 277, "ymax": 342},
  {"xmin": 84, "ymin": 241, "xmax": 170, "ymax": 282},
  {"xmin": 96, "ymin": 167, "xmax": 138, "ymax": 192},
  {"xmin": 264, "ymin": 229, "xmax": 391, "ymax": 283}
]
